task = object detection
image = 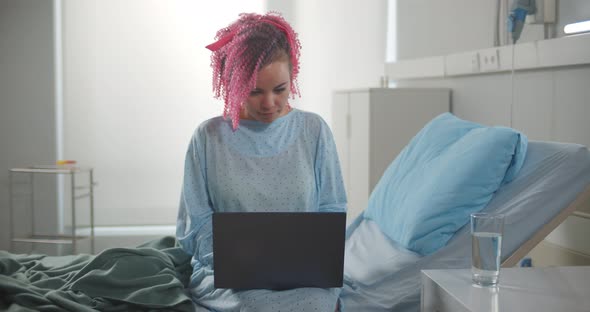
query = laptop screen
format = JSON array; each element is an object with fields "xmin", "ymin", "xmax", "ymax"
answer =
[{"xmin": 212, "ymin": 212, "xmax": 346, "ymax": 290}]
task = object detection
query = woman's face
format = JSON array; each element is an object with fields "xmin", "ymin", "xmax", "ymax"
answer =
[{"xmin": 242, "ymin": 59, "xmax": 291, "ymax": 123}]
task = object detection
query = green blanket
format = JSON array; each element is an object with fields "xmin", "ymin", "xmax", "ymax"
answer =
[{"xmin": 0, "ymin": 236, "xmax": 194, "ymax": 311}]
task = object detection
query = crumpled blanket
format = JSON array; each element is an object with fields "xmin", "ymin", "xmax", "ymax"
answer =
[{"xmin": 0, "ymin": 236, "xmax": 193, "ymax": 311}]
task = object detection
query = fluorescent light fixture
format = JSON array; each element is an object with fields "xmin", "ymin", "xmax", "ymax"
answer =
[{"xmin": 564, "ymin": 20, "xmax": 590, "ymax": 35}]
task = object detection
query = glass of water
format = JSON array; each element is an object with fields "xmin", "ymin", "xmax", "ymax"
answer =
[{"xmin": 471, "ymin": 212, "xmax": 504, "ymax": 287}]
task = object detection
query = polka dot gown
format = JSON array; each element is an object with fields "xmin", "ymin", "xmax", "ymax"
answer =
[{"xmin": 176, "ymin": 109, "xmax": 347, "ymax": 311}]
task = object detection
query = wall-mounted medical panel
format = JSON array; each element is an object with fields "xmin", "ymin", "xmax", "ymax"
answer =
[
  {"xmin": 445, "ymin": 51, "xmax": 480, "ymax": 76},
  {"xmin": 385, "ymin": 56, "xmax": 445, "ymax": 80},
  {"xmin": 537, "ymin": 34, "xmax": 590, "ymax": 68},
  {"xmin": 386, "ymin": 33, "xmax": 590, "ymax": 79}
]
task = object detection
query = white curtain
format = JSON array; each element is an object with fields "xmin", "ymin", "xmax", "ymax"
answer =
[{"xmin": 62, "ymin": 0, "xmax": 264, "ymax": 226}]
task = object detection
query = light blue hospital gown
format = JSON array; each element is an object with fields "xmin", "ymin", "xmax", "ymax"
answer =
[{"xmin": 176, "ymin": 109, "xmax": 347, "ymax": 312}]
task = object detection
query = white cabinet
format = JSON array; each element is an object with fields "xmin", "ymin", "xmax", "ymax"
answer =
[{"xmin": 332, "ymin": 88, "xmax": 450, "ymax": 223}]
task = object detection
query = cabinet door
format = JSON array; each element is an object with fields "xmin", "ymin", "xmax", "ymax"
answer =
[
  {"xmin": 332, "ymin": 92, "xmax": 350, "ymax": 197},
  {"xmin": 369, "ymin": 89, "xmax": 450, "ymax": 190},
  {"xmin": 348, "ymin": 92, "xmax": 370, "ymax": 222}
]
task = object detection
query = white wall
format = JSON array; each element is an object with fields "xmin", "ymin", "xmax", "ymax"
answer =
[
  {"xmin": 396, "ymin": 0, "xmax": 496, "ymax": 59},
  {"xmin": 0, "ymin": 0, "xmax": 60, "ymax": 252},
  {"xmin": 268, "ymin": 0, "xmax": 388, "ymax": 126}
]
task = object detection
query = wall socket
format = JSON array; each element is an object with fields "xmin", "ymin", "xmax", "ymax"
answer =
[
  {"xmin": 479, "ymin": 49, "xmax": 500, "ymax": 72},
  {"xmin": 471, "ymin": 52, "xmax": 480, "ymax": 73}
]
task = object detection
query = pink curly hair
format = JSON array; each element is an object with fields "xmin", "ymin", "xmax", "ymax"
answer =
[{"xmin": 207, "ymin": 12, "xmax": 301, "ymax": 130}]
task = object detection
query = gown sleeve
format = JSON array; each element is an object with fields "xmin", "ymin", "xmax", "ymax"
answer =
[
  {"xmin": 176, "ymin": 127, "xmax": 214, "ymax": 267},
  {"xmin": 315, "ymin": 118, "xmax": 348, "ymax": 213}
]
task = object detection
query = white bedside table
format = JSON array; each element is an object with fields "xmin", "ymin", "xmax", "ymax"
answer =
[{"xmin": 421, "ymin": 266, "xmax": 590, "ymax": 312}]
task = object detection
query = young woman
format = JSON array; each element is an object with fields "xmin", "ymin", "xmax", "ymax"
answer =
[{"xmin": 176, "ymin": 12, "xmax": 347, "ymax": 311}]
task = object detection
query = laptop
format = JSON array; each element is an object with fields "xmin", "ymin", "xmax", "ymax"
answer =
[{"xmin": 212, "ymin": 212, "xmax": 346, "ymax": 290}]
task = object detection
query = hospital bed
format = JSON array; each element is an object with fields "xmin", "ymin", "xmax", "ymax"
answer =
[
  {"xmin": 341, "ymin": 140, "xmax": 590, "ymax": 311},
  {"xmin": 2, "ymin": 117, "xmax": 590, "ymax": 311}
]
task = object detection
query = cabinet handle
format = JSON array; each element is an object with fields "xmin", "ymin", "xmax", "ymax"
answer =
[{"xmin": 346, "ymin": 114, "xmax": 351, "ymax": 139}]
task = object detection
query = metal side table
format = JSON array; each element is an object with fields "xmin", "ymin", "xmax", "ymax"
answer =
[{"xmin": 8, "ymin": 166, "xmax": 96, "ymax": 254}]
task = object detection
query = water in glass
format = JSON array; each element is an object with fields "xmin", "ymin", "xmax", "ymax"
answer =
[{"xmin": 471, "ymin": 231, "xmax": 502, "ymax": 286}]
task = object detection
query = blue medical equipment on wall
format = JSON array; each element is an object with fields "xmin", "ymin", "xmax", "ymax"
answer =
[{"xmin": 508, "ymin": 0, "xmax": 537, "ymax": 43}]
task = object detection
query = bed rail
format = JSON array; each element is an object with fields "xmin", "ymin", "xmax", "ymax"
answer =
[
  {"xmin": 572, "ymin": 211, "xmax": 590, "ymax": 220},
  {"xmin": 502, "ymin": 184, "xmax": 590, "ymax": 267}
]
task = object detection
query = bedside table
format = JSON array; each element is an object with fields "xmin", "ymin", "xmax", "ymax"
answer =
[
  {"xmin": 421, "ymin": 266, "xmax": 590, "ymax": 311},
  {"xmin": 9, "ymin": 166, "xmax": 96, "ymax": 254}
]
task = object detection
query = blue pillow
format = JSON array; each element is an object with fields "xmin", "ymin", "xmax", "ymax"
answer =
[{"xmin": 363, "ymin": 113, "xmax": 527, "ymax": 255}]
